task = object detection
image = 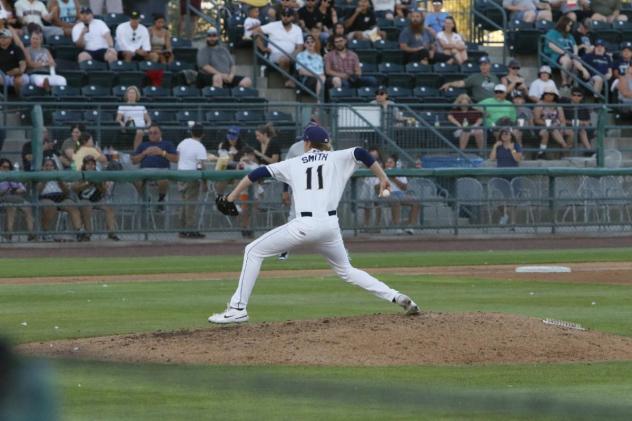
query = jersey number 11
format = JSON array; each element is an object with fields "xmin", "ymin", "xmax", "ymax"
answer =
[{"xmin": 305, "ymin": 165, "xmax": 324, "ymax": 190}]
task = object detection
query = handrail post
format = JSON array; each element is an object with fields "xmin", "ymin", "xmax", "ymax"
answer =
[
  {"xmin": 186, "ymin": 0, "xmax": 192, "ymax": 40},
  {"xmin": 596, "ymin": 106, "xmax": 606, "ymax": 168}
]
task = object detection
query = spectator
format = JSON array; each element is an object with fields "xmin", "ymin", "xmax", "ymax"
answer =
[
  {"xmin": 612, "ymin": 41, "xmax": 631, "ymax": 79},
  {"xmin": 533, "ymin": 86, "xmax": 572, "ymax": 158},
  {"xmin": 178, "ymin": 0, "xmax": 200, "ymax": 36},
  {"xmin": 0, "ymin": 28, "xmax": 29, "ymax": 97},
  {"xmin": 0, "ymin": 0, "xmax": 16, "ymax": 26},
  {"xmin": 89, "ymin": 0, "xmax": 122, "ymax": 16},
  {"xmin": 399, "ymin": 9, "xmax": 451, "ymax": 64},
  {"xmin": 343, "ymin": 0, "xmax": 383, "ymax": 41},
  {"xmin": 148, "ymin": 14, "xmax": 173, "ymax": 64},
  {"xmin": 176, "ymin": 123, "xmax": 208, "ymax": 239},
  {"xmin": 440, "ymin": 56, "xmax": 499, "ymax": 102},
  {"xmin": 197, "ymin": 27, "xmax": 252, "ymax": 89},
  {"xmin": 359, "ymin": 147, "xmax": 383, "ymax": 228},
  {"xmin": 425, "ymin": 0, "xmax": 449, "ymax": 36},
  {"xmin": 561, "ymin": 0, "xmax": 591, "ymax": 22},
  {"xmin": 217, "ymin": 126, "xmax": 244, "ymax": 170},
  {"xmin": 73, "ymin": 132, "xmax": 107, "ymax": 170},
  {"xmin": 254, "ymin": 123, "xmax": 281, "ymax": 165},
  {"xmin": 528, "ymin": 65, "xmax": 559, "ymax": 103},
  {"xmin": 560, "ymin": 87, "xmax": 594, "ymax": 150},
  {"xmin": 254, "ymin": 8, "xmax": 303, "ymax": 88},
  {"xmin": 21, "ymin": 127, "xmax": 58, "ymax": 171},
  {"xmin": 243, "ymin": 6, "xmax": 261, "ymax": 40},
  {"xmin": 71, "ymin": 155, "xmax": 119, "ymax": 241},
  {"xmin": 435, "ymin": 16, "xmax": 467, "ymax": 64},
  {"xmin": 271, "ymin": 0, "xmax": 301, "ymax": 21},
  {"xmin": 617, "ymin": 64, "xmax": 632, "ymax": 104},
  {"xmin": 131, "ymin": 124, "xmax": 178, "ymax": 210},
  {"xmin": 72, "ymin": 7, "xmax": 117, "ymax": 64},
  {"xmin": 296, "ymin": 34, "xmax": 325, "ymax": 95},
  {"xmin": 572, "ymin": 17, "xmax": 594, "ymax": 55},
  {"xmin": 371, "ymin": 88, "xmax": 405, "ymax": 125},
  {"xmin": 447, "ymin": 93, "xmax": 485, "ymax": 151},
  {"xmin": 0, "ymin": 17, "xmax": 24, "ymax": 51},
  {"xmin": 543, "ymin": 15, "xmax": 590, "ymax": 87},
  {"xmin": 501, "ymin": 59, "xmax": 529, "ymax": 98},
  {"xmin": 116, "ymin": 85, "xmax": 151, "ymax": 150},
  {"xmin": 115, "ymin": 11, "xmax": 155, "ymax": 62},
  {"xmin": 502, "ymin": 0, "xmax": 552, "ymax": 24},
  {"xmin": 48, "ymin": 0, "xmax": 79, "ymax": 37},
  {"xmin": 298, "ymin": 0, "xmax": 323, "ymax": 33},
  {"xmin": 36, "ymin": 157, "xmax": 83, "ymax": 241},
  {"xmin": 25, "ymin": 31, "xmax": 67, "ymax": 91},
  {"xmin": 591, "ymin": 0, "xmax": 628, "ymax": 23},
  {"xmin": 479, "ymin": 84, "xmax": 517, "ymax": 129},
  {"xmin": 0, "ymin": 158, "xmax": 35, "ymax": 241},
  {"xmin": 325, "ymin": 34, "xmax": 377, "ymax": 88},
  {"xmin": 511, "ymin": 91, "xmax": 531, "ymax": 146},
  {"xmin": 382, "ymin": 154, "xmax": 420, "ymax": 235},
  {"xmin": 59, "ymin": 123, "xmax": 83, "ymax": 169},
  {"xmin": 315, "ymin": 0, "xmax": 338, "ymax": 43},
  {"xmin": 14, "ymin": 0, "xmax": 64, "ymax": 37},
  {"xmin": 489, "ymin": 128, "xmax": 522, "ymax": 167},
  {"xmin": 373, "ymin": 0, "xmax": 396, "ymax": 20},
  {"xmin": 396, "ymin": 0, "xmax": 414, "ymax": 18},
  {"xmin": 582, "ymin": 38, "xmax": 613, "ymax": 98}
]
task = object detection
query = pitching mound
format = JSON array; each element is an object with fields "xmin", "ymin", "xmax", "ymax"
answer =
[{"xmin": 19, "ymin": 312, "xmax": 632, "ymax": 366}]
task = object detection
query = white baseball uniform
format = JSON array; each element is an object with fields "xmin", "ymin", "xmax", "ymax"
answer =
[{"xmin": 228, "ymin": 147, "xmax": 402, "ymax": 310}]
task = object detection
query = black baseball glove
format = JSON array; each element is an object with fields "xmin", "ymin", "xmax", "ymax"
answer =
[{"xmin": 216, "ymin": 194, "xmax": 239, "ymax": 216}]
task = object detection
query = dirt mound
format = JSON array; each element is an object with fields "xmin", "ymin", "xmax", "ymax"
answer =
[{"xmin": 18, "ymin": 312, "xmax": 632, "ymax": 366}]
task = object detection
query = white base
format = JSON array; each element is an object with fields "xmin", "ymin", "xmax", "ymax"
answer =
[{"xmin": 515, "ymin": 266, "xmax": 572, "ymax": 273}]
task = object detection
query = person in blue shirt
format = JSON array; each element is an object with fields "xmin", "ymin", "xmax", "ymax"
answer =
[
  {"xmin": 131, "ymin": 123, "xmax": 179, "ymax": 208},
  {"xmin": 489, "ymin": 128, "xmax": 522, "ymax": 167},
  {"xmin": 424, "ymin": 0, "xmax": 449, "ymax": 37},
  {"xmin": 612, "ymin": 41, "xmax": 631, "ymax": 79},
  {"xmin": 582, "ymin": 39, "xmax": 613, "ymax": 97},
  {"xmin": 543, "ymin": 15, "xmax": 590, "ymax": 87}
]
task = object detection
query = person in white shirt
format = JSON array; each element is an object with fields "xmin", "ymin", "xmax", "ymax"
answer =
[
  {"xmin": 72, "ymin": 7, "xmax": 116, "ymax": 63},
  {"xmin": 382, "ymin": 154, "xmax": 419, "ymax": 235},
  {"xmin": 115, "ymin": 85, "xmax": 151, "ymax": 150},
  {"xmin": 528, "ymin": 65, "xmax": 560, "ymax": 103},
  {"xmin": 14, "ymin": 0, "xmax": 64, "ymax": 37},
  {"xmin": 254, "ymin": 7, "xmax": 304, "ymax": 88},
  {"xmin": 372, "ymin": 0, "xmax": 397, "ymax": 20},
  {"xmin": 435, "ymin": 16, "xmax": 467, "ymax": 64},
  {"xmin": 177, "ymin": 123, "xmax": 208, "ymax": 239},
  {"xmin": 243, "ymin": 6, "xmax": 261, "ymax": 40},
  {"xmin": 115, "ymin": 11, "xmax": 156, "ymax": 62}
]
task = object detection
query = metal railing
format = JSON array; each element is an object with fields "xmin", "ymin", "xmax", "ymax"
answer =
[{"xmin": 470, "ymin": 0, "xmax": 507, "ymax": 63}]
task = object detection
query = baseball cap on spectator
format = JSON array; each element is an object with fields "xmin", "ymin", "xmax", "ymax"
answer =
[
  {"xmin": 541, "ymin": 86, "xmax": 559, "ymax": 100},
  {"xmin": 494, "ymin": 84, "xmax": 507, "ymax": 93},
  {"xmin": 207, "ymin": 27, "xmax": 218, "ymax": 35},
  {"xmin": 79, "ymin": 7, "xmax": 92, "ymax": 14},
  {"xmin": 130, "ymin": 11, "xmax": 141, "ymax": 20},
  {"xmin": 622, "ymin": 41, "xmax": 632, "ymax": 51},
  {"xmin": 594, "ymin": 39, "xmax": 606, "ymax": 47},
  {"xmin": 479, "ymin": 56, "xmax": 490, "ymax": 64},
  {"xmin": 508, "ymin": 59, "xmax": 520, "ymax": 69},
  {"xmin": 571, "ymin": 87, "xmax": 584, "ymax": 96},
  {"xmin": 0, "ymin": 28, "xmax": 11, "ymax": 38},
  {"xmin": 538, "ymin": 65, "xmax": 552, "ymax": 76},
  {"xmin": 511, "ymin": 91, "xmax": 525, "ymax": 100},
  {"xmin": 303, "ymin": 125, "xmax": 330, "ymax": 144},
  {"xmin": 226, "ymin": 126, "xmax": 240, "ymax": 140},
  {"xmin": 281, "ymin": 8, "xmax": 295, "ymax": 16},
  {"xmin": 304, "ymin": 34, "xmax": 315, "ymax": 43}
]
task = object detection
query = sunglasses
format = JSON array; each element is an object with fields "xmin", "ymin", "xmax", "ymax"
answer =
[
  {"xmin": 132, "ymin": 31, "xmax": 137, "ymax": 42},
  {"xmin": 571, "ymin": 93, "xmax": 583, "ymax": 97},
  {"xmin": 510, "ymin": 66, "xmax": 520, "ymax": 70},
  {"xmin": 376, "ymin": 92, "xmax": 386, "ymax": 96}
]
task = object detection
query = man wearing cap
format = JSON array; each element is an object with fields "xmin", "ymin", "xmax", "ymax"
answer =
[
  {"xmin": 72, "ymin": 7, "xmax": 117, "ymax": 63},
  {"xmin": 478, "ymin": 84, "xmax": 517, "ymax": 130},
  {"xmin": 177, "ymin": 123, "xmax": 208, "ymax": 239},
  {"xmin": 115, "ymin": 11, "xmax": 155, "ymax": 62},
  {"xmin": 254, "ymin": 7, "xmax": 303, "ymax": 88},
  {"xmin": 399, "ymin": 9, "xmax": 451, "ymax": 65},
  {"xmin": 582, "ymin": 39, "xmax": 613, "ymax": 97},
  {"xmin": 14, "ymin": 0, "xmax": 64, "ymax": 37},
  {"xmin": 560, "ymin": 87, "xmax": 594, "ymax": 151},
  {"xmin": 440, "ymin": 56, "xmax": 500, "ymax": 102},
  {"xmin": 528, "ymin": 65, "xmax": 559, "ymax": 103},
  {"xmin": 197, "ymin": 27, "xmax": 252, "ymax": 89},
  {"xmin": 424, "ymin": 0, "xmax": 448, "ymax": 36},
  {"xmin": 502, "ymin": 0, "xmax": 552, "ymax": 24},
  {"xmin": 613, "ymin": 42, "xmax": 632, "ymax": 79},
  {"xmin": 0, "ymin": 29, "xmax": 29, "ymax": 97}
]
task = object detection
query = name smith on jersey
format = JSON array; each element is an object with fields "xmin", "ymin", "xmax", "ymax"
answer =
[{"xmin": 301, "ymin": 153, "xmax": 329, "ymax": 164}]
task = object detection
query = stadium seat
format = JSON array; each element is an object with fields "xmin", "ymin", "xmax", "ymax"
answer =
[
  {"xmin": 109, "ymin": 60, "xmax": 138, "ymax": 71},
  {"xmin": 172, "ymin": 85, "xmax": 203, "ymax": 101},
  {"xmin": 231, "ymin": 87, "xmax": 266, "ymax": 103},
  {"xmin": 51, "ymin": 45, "xmax": 80, "ymax": 61},
  {"xmin": 46, "ymin": 34, "xmax": 73, "ymax": 46},
  {"xmin": 386, "ymin": 86, "xmax": 412, "ymax": 100},
  {"xmin": 348, "ymin": 39, "xmax": 371, "ymax": 50},
  {"xmin": 148, "ymin": 110, "xmax": 176, "ymax": 124},
  {"xmin": 81, "ymin": 85, "xmax": 116, "ymax": 102},
  {"xmin": 235, "ymin": 110, "xmax": 266, "ymax": 123},
  {"xmin": 535, "ymin": 19, "xmax": 554, "ymax": 32},
  {"xmin": 102, "ymin": 12, "xmax": 127, "ymax": 29},
  {"xmin": 79, "ymin": 60, "xmax": 108, "ymax": 71},
  {"xmin": 329, "ymin": 87, "xmax": 356, "ymax": 102},
  {"xmin": 405, "ymin": 62, "xmax": 432, "ymax": 74},
  {"xmin": 356, "ymin": 86, "xmax": 376, "ymax": 101},
  {"xmin": 52, "ymin": 110, "xmax": 83, "ymax": 126},
  {"xmin": 433, "ymin": 62, "xmax": 461, "ymax": 74},
  {"xmin": 112, "ymin": 85, "xmax": 128, "ymax": 99},
  {"xmin": 378, "ymin": 62, "xmax": 403, "ymax": 74},
  {"xmin": 491, "ymin": 63, "xmax": 508, "ymax": 77},
  {"xmin": 139, "ymin": 61, "xmax": 167, "ymax": 72},
  {"xmin": 173, "ymin": 47, "xmax": 198, "ymax": 64},
  {"xmin": 176, "ymin": 110, "xmax": 202, "ymax": 124},
  {"xmin": 20, "ymin": 33, "xmax": 31, "ymax": 47},
  {"xmin": 85, "ymin": 70, "xmax": 117, "ymax": 88},
  {"xmin": 169, "ymin": 61, "xmax": 195, "ymax": 72},
  {"xmin": 56, "ymin": 70, "xmax": 85, "ymax": 87},
  {"xmin": 201, "ymin": 86, "xmax": 233, "ymax": 102},
  {"xmin": 205, "ymin": 110, "xmax": 235, "ymax": 124},
  {"xmin": 52, "ymin": 85, "xmax": 83, "ymax": 101},
  {"xmin": 22, "ymin": 85, "xmax": 52, "ymax": 102},
  {"xmin": 266, "ymin": 111, "xmax": 294, "ymax": 124},
  {"xmin": 142, "ymin": 86, "xmax": 173, "ymax": 102},
  {"xmin": 170, "ymin": 37, "xmax": 192, "ymax": 48},
  {"xmin": 461, "ymin": 62, "xmax": 479, "ymax": 74},
  {"xmin": 83, "ymin": 109, "xmax": 116, "ymax": 125},
  {"xmin": 116, "ymin": 71, "xmax": 146, "ymax": 87}
]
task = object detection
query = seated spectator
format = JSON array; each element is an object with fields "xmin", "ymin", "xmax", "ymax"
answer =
[
  {"xmin": 560, "ymin": 87, "xmax": 594, "ymax": 150},
  {"xmin": 617, "ymin": 64, "xmax": 632, "ymax": 104},
  {"xmin": 271, "ymin": 0, "xmax": 301, "ymax": 21},
  {"xmin": 425, "ymin": 0, "xmax": 449, "ymax": 36},
  {"xmin": 435, "ymin": 16, "xmax": 467, "ymax": 64},
  {"xmin": 148, "ymin": 14, "xmax": 173, "ymax": 64},
  {"xmin": 243, "ymin": 6, "xmax": 261, "ymax": 40},
  {"xmin": 21, "ymin": 127, "xmax": 58, "ymax": 171},
  {"xmin": 254, "ymin": 123, "xmax": 281, "ymax": 165},
  {"xmin": 36, "ymin": 157, "xmax": 83, "ymax": 241},
  {"xmin": 0, "ymin": 28, "xmax": 29, "ymax": 97},
  {"xmin": 178, "ymin": 0, "xmax": 200, "ymax": 36},
  {"xmin": 14, "ymin": 0, "xmax": 64, "ymax": 37},
  {"xmin": 502, "ymin": 0, "xmax": 552, "ymax": 24},
  {"xmin": 396, "ymin": 0, "xmax": 414, "ymax": 18},
  {"xmin": 501, "ymin": 59, "xmax": 529, "ymax": 98},
  {"xmin": 131, "ymin": 124, "xmax": 178, "ymax": 209},
  {"xmin": 440, "ymin": 56, "xmax": 499, "ymax": 102},
  {"xmin": 399, "ymin": 9, "xmax": 451, "ymax": 65},
  {"xmin": 489, "ymin": 128, "xmax": 522, "ymax": 167},
  {"xmin": 613, "ymin": 41, "xmax": 632, "ymax": 79},
  {"xmin": 511, "ymin": 91, "xmax": 531, "ymax": 146},
  {"xmin": 217, "ymin": 126, "xmax": 244, "ymax": 170},
  {"xmin": 298, "ymin": 0, "xmax": 322, "ymax": 33},
  {"xmin": 543, "ymin": 15, "xmax": 589, "ymax": 87},
  {"xmin": 59, "ymin": 123, "xmax": 84, "ymax": 169},
  {"xmin": 308, "ymin": 0, "xmax": 338, "ymax": 47},
  {"xmin": 71, "ymin": 155, "xmax": 119, "ymax": 241},
  {"xmin": 591, "ymin": 0, "xmax": 628, "ymax": 22},
  {"xmin": 115, "ymin": 11, "xmax": 155, "ymax": 62},
  {"xmin": 25, "ymin": 31, "xmax": 67, "ymax": 91},
  {"xmin": 197, "ymin": 27, "xmax": 252, "ymax": 89},
  {"xmin": 325, "ymin": 34, "xmax": 376, "ymax": 88},
  {"xmin": 237, "ymin": 147, "xmax": 260, "ymax": 171},
  {"xmin": 573, "ymin": 17, "xmax": 594, "ymax": 55},
  {"xmin": 89, "ymin": 0, "xmax": 122, "ymax": 16},
  {"xmin": 73, "ymin": 132, "xmax": 107, "ymax": 170},
  {"xmin": 382, "ymin": 154, "xmax": 420, "ymax": 235},
  {"xmin": 371, "ymin": 88, "xmax": 405, "ymax": 125},
  {"xmin": 0, "ymin": 15, "xmax": 25, "ymax": 50},
  {"xmin": 48, "ymin": 0, "xmax": 79, "ymax": 37},
  {"xmin": 447, "ymin": 93, "xmax": 484, "ymax": 151},
  {"xmin": 0, "ymin": 0, "xmax": 16, "ymax": 26},
  {"xmin": 254, "ymin": 8, "xmax": 303, "ymax": 88},
  {"xmin": 296, "ymin": 34, "xmax": 325, "ymax": 95},
  {"xmin": 561, "ymin": 0, "xmax": 591, "ymax": 22},
  {"xmin": 358, "ymin": 147, "xmax": 383, "ymax": 228},
  {"xmin": 116, "ymin": 86, "xmax": 151, "ymax": 150},
  {"xmin": 582, "ymin": 39, "xmax": 613, "ymax": 97},
  {"xmin": 72, "ymin": 7, "xmax": 117, "ymax": 63},
  {"xmin": 479, "ymin": 84, "xmax": 517, "ymax": 129},
  {"xmin": 373, "ymin": 0, "xmax": 396, "ymax": 20},
  {"xmin": 533, "ymin": 87, "xmax": 572, "ymax": 158},
  {"xmin": 0, "ymin": 158, "xmax": 35, "ymax": 241},
  {"xmin": 343, "ymin": 0, "xmax": 383, "ymax": 41},
  {"xmin": 528, "ymin": 65, "xmax": 559, "ymax": 103}
]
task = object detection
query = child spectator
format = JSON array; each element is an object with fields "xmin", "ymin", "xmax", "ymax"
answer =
[
  {"xmin": 244, "ymin": 6, "xmax": 261, "ymax": 40},
  {"xmin": 533, "ymin": 87, "xmax": 572, "ymax": 159},
  {"xmin": 528, "ymin": 65, "xmax": 559, "ymax": 103},
  {"xmin": 511, "ymin": 91, "xmax": 532, "ymax": 146},
  {"xmin": 582, "ymin": 39, "xmax": 613, "ymax": 98}
]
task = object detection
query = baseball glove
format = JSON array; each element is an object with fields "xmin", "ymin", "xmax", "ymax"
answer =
[{"xmin": 216, "ymin": 194, "xmax": 239, "ymax": 216}]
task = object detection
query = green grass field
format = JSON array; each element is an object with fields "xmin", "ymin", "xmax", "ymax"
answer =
[{"xmin": 1, "ymin": 248, "xmax": 632, "ymax": 420}]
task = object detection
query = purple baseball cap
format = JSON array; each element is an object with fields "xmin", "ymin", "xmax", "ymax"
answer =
[{"xmin": 226, "ymin": 126, "xmax": 240, "ymax": 140}]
